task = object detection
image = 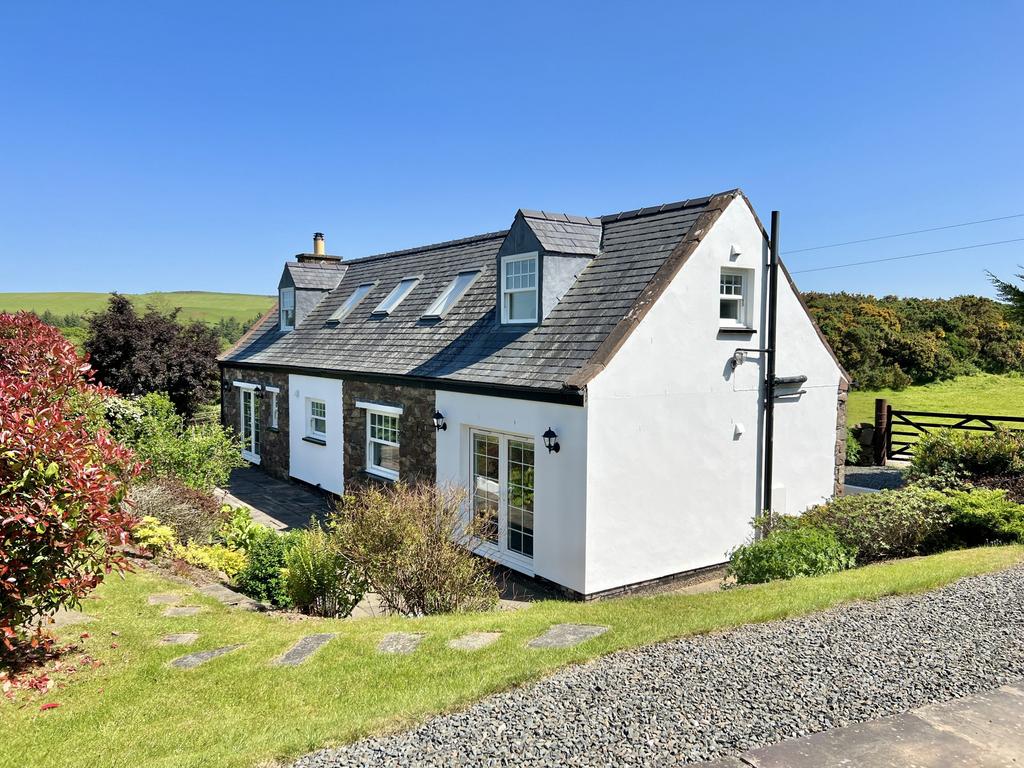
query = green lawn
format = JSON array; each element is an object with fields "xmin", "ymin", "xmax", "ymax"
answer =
[
  {"xmin": 2, "ymin": 545, "xmax": 1021, "ymax": 768},
  {"xmin": 0, "ymin": 291, "xmax": 274, "ymax": 325},
  {"xmin": 847, "ymin": 373, "xmax": 1024, "ymax": 426}
]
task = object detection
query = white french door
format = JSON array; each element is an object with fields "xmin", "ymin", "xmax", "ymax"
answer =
[
  {"xmin": 239, "ymin": 388, "xmax": 261, "ymax": 463},
  {"xmin": 470, "ymin": 430, "xmax": 535, "ymax": 565}
]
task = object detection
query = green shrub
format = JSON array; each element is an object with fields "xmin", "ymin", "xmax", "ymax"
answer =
[
  {"xmin": 333, "ymin": 483, "xmax": 499, "ymax": 616},
  {"xmin": 285, "ymin": 522, "xmax": 366, "ymax": 617},
  {"xmin": 909, "ymin": 428, "xmax": 1024, "ymax": 481},
  {"xmin": 106, "ymin": 392, "xmax": 245, "ymax": 491},
  {"xmin": 845, "ymin": 431, "xmax": 862, "ymax": 465},
  {"xmin": 133, "ymin": 516, "xmax": 176, "ymax": 555},
  {"xmin": 218, "ymin": 505, "xmax": 265, "ymax": 552},
  {"xmin": 943, "ymin": 488, "xmax": 1024, "ymax": 545},
  {"xmin": 798, "ymin": 485, "xmax": 962, "ymax": 564},
  {"xmin": 128, "ymin": 476, "xmax": 228, "ymax": 544},
  {"xmin": 233, "ymin": 528, "xmax": 291, "ymax": 607},
  {"xmin": 728, "ymin": 526, "xmax": 856, "ymax": 584},
  {"xmin": 171, "ymin": 543, "xmax": 247, "ymax": 577}
]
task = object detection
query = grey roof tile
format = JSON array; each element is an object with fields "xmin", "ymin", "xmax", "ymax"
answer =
[{"xmin": 221, "ymin": 190, "xmax": 738, "ymax": 392}]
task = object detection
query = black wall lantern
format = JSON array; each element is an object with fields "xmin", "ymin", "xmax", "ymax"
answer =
[
  {"xmin": 432, "ymin": 411, "xmax": 447, "ymax": 431},
  {"xmin": 221, "ymin": 379, "xmax": 232, "ymax": 394},
  {"xmin": 254, "ymin": 384, "xmax": 265, "ymax": 399},
  {"xmin": 542, "ymin": 427, "xmax": 560, "ymax": 453}
]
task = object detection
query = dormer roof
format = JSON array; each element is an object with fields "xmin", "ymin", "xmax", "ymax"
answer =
[
  {"xmin": 281, "ymin": 261, "xmax": 347, "ymax": 290},
  {"xmin": 518, "ymin": 209, "xmax": 602, "ymax": 256}
]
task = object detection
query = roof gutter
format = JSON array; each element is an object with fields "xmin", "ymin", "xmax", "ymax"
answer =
[{"xmin": 215, "ymin": 360, "xmax": 586, "ymax": 406}]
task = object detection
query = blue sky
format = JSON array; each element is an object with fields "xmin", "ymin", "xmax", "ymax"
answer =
[{"xmin": 2, "ymin": 2, "xmax": 1022, "ymax": 298}]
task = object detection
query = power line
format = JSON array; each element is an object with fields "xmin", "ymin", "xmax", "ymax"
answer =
[
  {"xmin": 784, "ymin": 213, "xmax": 1024, "ymax": 255},
  {"xmin": 790, "ymin": 237, "xmax": 1024, "ymax": 274}
]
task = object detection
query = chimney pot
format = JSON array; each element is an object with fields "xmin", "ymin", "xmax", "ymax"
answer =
[{"xmin": 313, "ymin": 232, "xmax": 325, "ymax": 256}]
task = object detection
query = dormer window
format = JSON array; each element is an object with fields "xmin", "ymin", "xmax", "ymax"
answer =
[
  {"xmin": 501, "ymin": 253, "xmax": 538, "ymax": 324},
  {"xmin": 279, "ymin": 288, "xmax": 296, "ymax": 331}
]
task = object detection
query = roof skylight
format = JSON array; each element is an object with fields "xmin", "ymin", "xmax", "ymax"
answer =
[
  {"xmin": 328, "ymin": 281, "xmax": 377, "ymax": 323},
  {"xmin": 371, "ymin": 276, "xmax": 421, "ymax": 317},
  {"xmin": 421, "ymin": 270, "xmax": 481, "ymax": 320}
]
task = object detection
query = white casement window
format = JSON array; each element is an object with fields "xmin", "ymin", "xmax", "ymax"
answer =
[
  {"xmin": 269, "ymin": 390, "xmax": 279, "ymax": 430},
  {"xmin": 280, "ymin": 288, "xmax": 296, "ymax": 331},
  {"xmin": 719, "ymin": 268, "xmax": 751, "ymax": 328},
  {"xmin": 306, "ymin": 398, "xmax": 327, "ymax": 441},
  {"xmin": 501, "ymin": 254, "xmax": 538, "ymax": 324},
  {"xmin": 366, "ymin": 409, "xmax": 400, "ymax": 480}
]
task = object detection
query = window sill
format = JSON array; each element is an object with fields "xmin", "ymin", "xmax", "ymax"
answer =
[
  {"xmin": 302, "ymin": 436, "xmax": 327, "ymax": 446},
  {"xmin": 364, "ymin": 468, "xmax": 399, "ymax": 482},
  {"xmin": 718, "ymin": 326, "xmax": 757, "ymax": 335}
]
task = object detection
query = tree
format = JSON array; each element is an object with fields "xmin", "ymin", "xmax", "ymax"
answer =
[
  {"xmin": 84, "ymin": 294, "xmax": 221, "ymax": 416},
  {"xmin": 989, "ymin": 267, "xmax": 1024, "ymax": 323},
  {"xmin": 0, "ymin": 312, "xmax": 142, "ymax": 659}
]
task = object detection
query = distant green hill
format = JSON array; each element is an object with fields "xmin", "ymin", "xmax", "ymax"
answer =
[{"xmin": 0, "ymin": 291, "xmax": 274, "ymax": 325}]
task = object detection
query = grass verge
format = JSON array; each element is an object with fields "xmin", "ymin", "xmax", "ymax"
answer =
[{"xmin": 2, "ymin": 545, "xmax": 1021, "ymax": 768}]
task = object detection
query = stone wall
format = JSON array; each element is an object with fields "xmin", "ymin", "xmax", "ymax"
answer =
[
  {"xmin": 220, "ymin": 366, "xmax": 290, "ymax": 481},
  {"xmin": 834, "ymin": 379, "xmax": 849, "ymax": 496},
  {"xmin": 342, "ymin": 380, "xmax": 436, "ymax": 490}
]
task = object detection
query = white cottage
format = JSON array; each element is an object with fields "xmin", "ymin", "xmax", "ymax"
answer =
[{"xmin": 219, "ymin": 189, "xmax": 848, "ymax": 598}]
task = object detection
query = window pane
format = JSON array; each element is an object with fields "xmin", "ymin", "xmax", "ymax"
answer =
[
  {"xmin": 372, "ymin": 277, "xmax": 419, "ymax": 315},
  {"xmin": 329, "ymin": 283, "xmax": 375, "ymax": 322},
  {"xmin": 423, "ymin": 271, "xmax": 480, "ymax": 318},
  {"xmin": 505, "ymin": 257, "xmax": 537, "ymax": 290},
  {"xmin": 721, "ymin": 273, "xmax": 743, "ymax": 296},
  {"xmin": 371, "ymin": 441, "xmax": 399, "ymax": 473},
  {"xmin": 506, "ymin": 438, "xmax": 535, "ymax": 557},
  {"xmin": 720, "ymin": 298, "xmax": 741, "ymax": 320},
  {"xmin": 507, "ymin": 289, "xmax": 537, "ymax": 321},
  {"xmin": 472, "ymin": 433, "xmax": 500, "ymax": 543}
]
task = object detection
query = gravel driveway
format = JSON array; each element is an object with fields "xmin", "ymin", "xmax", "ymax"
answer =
[{"xmin": 294, "ymin": 566, "xmax": 1024, "ymax": 767}]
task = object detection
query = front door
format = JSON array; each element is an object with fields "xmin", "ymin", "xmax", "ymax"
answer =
[
  {"xmin": 471, "ymin": 431, "xmax": 535, "ymax": 565},
  {"xmin": 240, "ymin": 388, "xmax": 261, "ymax": 463}
]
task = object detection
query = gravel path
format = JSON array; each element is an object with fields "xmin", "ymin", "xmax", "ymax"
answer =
[{"xmin": 294, "ymin": 566, "xmax": 1024, "ymax": 768}]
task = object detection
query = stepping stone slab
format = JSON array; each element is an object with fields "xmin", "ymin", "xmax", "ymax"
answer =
[
  {"xmin": 169, "ymin": 644, "xmax": 244, "ymax": 670},
  {"xmin": 48, "ymin": 608, "xmax": 95, "ymax": 628},
  {"xmin": 147, "ymin": 593, "xmax": 183, "ymax": 606},
  {"xmin": 158, "ymin": 632, "xmax": 199, "ymax": 646},
  {"xmin": 448, "ymin": 632, "xmax": 502, "ymax": 651},
  {"xmin": 198, "ymin": 583, "xmax": 262, "ymax": 611},
  {"xmin": 377, "ymin": 632, "xmax": 424, "ymax": 654},
  {"xmin": 162, "ymin": 606, "xmax": 203, "ymax": 618},
  {"xmin": 527, "ymin": 624, "xmax": 608, "ymax": 649},
  {"xmin": 272, "ymin": 633, "xmax": 336, "ymax": 667}
]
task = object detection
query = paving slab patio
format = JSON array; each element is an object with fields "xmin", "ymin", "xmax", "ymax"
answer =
[
  {"xmin": 217, "ymin": 466, "xmax": 333, "ymax": 531},
  {"xmin": 694, "ymin": 682, "xmax": 1024, "ymax": 768}
]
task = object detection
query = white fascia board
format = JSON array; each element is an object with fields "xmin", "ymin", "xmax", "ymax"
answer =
[{"xmin": 355, "ymin": 400, "xmax": 404, "ymax": 416}]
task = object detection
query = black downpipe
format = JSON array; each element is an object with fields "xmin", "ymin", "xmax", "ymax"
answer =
[{"xmin": 763, "ymin": 211, "xmax": 781, "ymax": 520}]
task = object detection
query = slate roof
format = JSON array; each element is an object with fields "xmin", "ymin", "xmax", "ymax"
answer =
[
  {"xmin": 283, "ymin": 261, "xmax": 348, "ymax": 290},
  {"xmin": 221, "ymin": 189, "xmax": 743, "ymax": 395},
  {"xmin": 520, "ymin": 210, "xmax": 603, "ymax": 256}
]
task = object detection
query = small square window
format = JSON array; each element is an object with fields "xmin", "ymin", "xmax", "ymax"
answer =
[
  {"xmin": 720, "ymin": 269, "xmax": 751, "ymax": 328},
  {"xmin": 307, "ymin": 399, "xmax": 327, "ymax": 440}
]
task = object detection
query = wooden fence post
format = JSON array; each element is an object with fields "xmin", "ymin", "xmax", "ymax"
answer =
[{"xmin": 873, "ymin": 398, "xmax": 889, "ymax": 466}]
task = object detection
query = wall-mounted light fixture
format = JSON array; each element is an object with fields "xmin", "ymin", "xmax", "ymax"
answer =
[
  {"xmin": 432, "ymin": 411, "xmax": 447, "ymax": 431},
  {"xmin": 731, "ymin": 349, "xmax": 746, "ymax": 369},
  {"xmin": 254, "ymin": 384, "xmax": 266, "ymax": 399},
  {"xmin": 542, "ymin": 427, "xmax": 560, "ymax": 454},
  {"xmin": 221, "ymin": 379, "xmax": 232, "ymax": 394}
]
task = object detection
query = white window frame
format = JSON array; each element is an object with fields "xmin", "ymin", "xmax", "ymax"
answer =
[
  {"xmin": 371, "ymin": 276, "xmax": 421, "ymax": 316},
  {"xmin": 719, "ymin": 268, "xmax": 751, "ymax": 328},
  {"xmin": 306, "ymin": 398, "xmax": 327, "ymax": 442},
  {"xmin": 365, "ymin": 408, "xmax": 401, "ymax": 480},
  {"xmin": 422, "ymin": 270, "xmax": 481, "ymax": 319},
  {"xmin": 468, "ymin": 429, "xmax": 536, "ymax": 570},
  {"xmin": 235, "ymin": 383, "xmax": 261, "ymax": 464},
  {"xmin": 279, "ymin": 287, "xmax": 296, "ymax": 331},
  {"xmin": 269, "ymin": 390, "xmax": 279, "ymax": 430},
  {"xmin": 501, "ymin": 253, "xmax": 539, "ymax": 324}
]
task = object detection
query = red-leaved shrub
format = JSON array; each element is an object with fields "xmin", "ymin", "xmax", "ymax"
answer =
[{"xmin": 0, "ymin": 312, "xmax": 142, "ymax": 660}]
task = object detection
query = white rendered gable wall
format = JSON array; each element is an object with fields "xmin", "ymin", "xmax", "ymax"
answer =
[
  {"xmin": 583, "ymin": 197, "xmax": 844, "ymax": 594},
  {"xmin": 287, "ymin": 374, "xmax": 345, "ymax": 494}
]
